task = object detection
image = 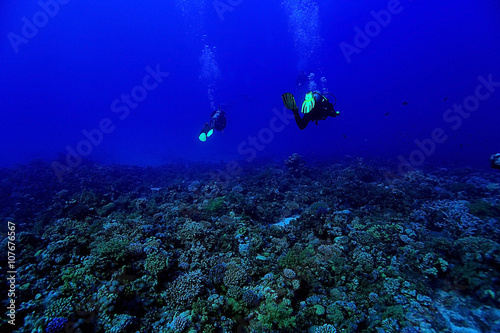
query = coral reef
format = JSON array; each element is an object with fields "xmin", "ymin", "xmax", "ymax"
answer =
[
  {"xmin": 0, "ymin": 157, "xmax": 499, "ymax": 332},
  {"xmin": 491, "ymin": 153, "xmax": 500, "ymax": 170},
  {"xmin": 45, "ymin": 317, "xmax": 68, "ymax": 333}
]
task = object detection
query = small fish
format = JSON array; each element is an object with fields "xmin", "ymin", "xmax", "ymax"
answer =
[
  {"xmin": 342, "ymin": 134, "xmax": 348, "ymax": 139},
  {"xmin": 443, "ymin": 97, "xmax": 448, "ymax": 101},
  {"xmin": 402, "ymin": 101, "xmax": 408, "ymax": 105},
  {"xmin": 384, "ymin": 112, "xmax": 390, "ymax": 116}
]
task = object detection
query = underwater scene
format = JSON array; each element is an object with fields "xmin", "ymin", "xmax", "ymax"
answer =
[{"xmin": 1, "ymin": 0, "xmax": 500, "ymax": 332}]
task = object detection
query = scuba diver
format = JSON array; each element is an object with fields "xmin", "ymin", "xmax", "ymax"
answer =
[
  {"xmin": 491, "ymin": 153, "xmax": 500, "ymax": 170},
  {"xmin": 282, "ymin": 91, "xmax": 339, "ymax": 130},
  {"xmin": 199, "ymin": 107, "xmax": 226, "ymax": 141}
]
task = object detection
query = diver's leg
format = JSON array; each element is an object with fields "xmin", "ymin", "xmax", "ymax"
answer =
[
  {"xmin": 292, "ymin": 109, "xmax": 309, "ymax": 130},
  {"xmin": 199, "ymin": 124, "xmax": 210, "ymax": 141}
]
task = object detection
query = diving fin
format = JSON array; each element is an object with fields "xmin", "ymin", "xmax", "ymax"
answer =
[
  {"xmin": 199, "ymin": 132, "xmax": 207, "ymax": 142},
  {"xmin": 301, "ymin": 92, "xmax": 316, "ymax": 114},
  {"xmin": 282, "ymin": 93, "xmax": 298, "ymax": 111}
]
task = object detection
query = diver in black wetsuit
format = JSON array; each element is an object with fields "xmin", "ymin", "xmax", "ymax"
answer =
[
  {"xmin": 282, "ymin": 92, "xmax": 339, "ymax": 130},
  {"xmin": 199, "ymin": 108, "xmax": 226, "ymax": 141},
  {"xmin": 491, "ymin": 153, "xmax": 500, "ymax": 170}
]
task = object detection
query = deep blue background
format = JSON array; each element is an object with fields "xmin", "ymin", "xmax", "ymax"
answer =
[{"xmin": 1, "ymin": 0, "xmax": 499, "ymax": 170}]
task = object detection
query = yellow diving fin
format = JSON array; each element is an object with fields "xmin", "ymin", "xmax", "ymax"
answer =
[
  {"xmin": 282, "ymin": 93, "xmax": 298, "ymax": 111},
  {"xmin": 301, "ymin": 92, "xmax": 316, "ymax": 114}
]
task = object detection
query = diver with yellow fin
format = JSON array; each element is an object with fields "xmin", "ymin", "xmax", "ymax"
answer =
[
  {"xmin": 199, "ymin": 107, "xmax": 226, "ymax": 141},
  {"xmin": 282, "ymin": 91, "xmax": 339, "ymax": 130}
]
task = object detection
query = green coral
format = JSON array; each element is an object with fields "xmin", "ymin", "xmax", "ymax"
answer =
[
  {"xmin": 223, "ymin": 262, "xmax": 247, "ymax": 287},
  {"xmin": 307, "ymin": 201, "xmax": 328, "ymax": 214},
  {"xmin": 227, "ymin": 297, "xmax": 245, "ymax": 314},
  {"xmin": 257, "ymin": 298, "xmax": 296, "ymax": 330},
  {"xmin": 98, "ymin": 202, "xmax": 117, "ymax": 216},
  {"xmin": 58, "ymin": 264, "xmax": 97, "ymax": 298},
  {"xmin": 44, "ymin": 297, "xmax": 74, "ymax": 318},
  {"xmin": 314, "ymin": 304, "xmax": 326, "ymax": 316},
  {"xmin": 467, "ymin": 200, "xmax": 500, "ymax": 218},
  {"xmin": 144, "ymin": 251, "xmax": 169, "ymax": 276},
  {"xmin": 206, "ymin": 197, "xmax": 225, "ymax": 213},
  {"xmin": 447, "ymin": 237, "xmax": 500, "ymax": 299},
  {"xmin": 278, "ymin": 244, "xmax": 315, "ymax": 270},
  {"xmin": 326, "ymin": 304, "xmax": 344, "ymax": 326},
  {"xmin": 236, "ymin": 226, "xmax": 247, "ymax": 236},
  {"xmin": 382, "ymin": 305, "xmax": 404, "ymax": 321},
  {"xmin": 454, "ymin": 236, "xmax": 498, "ymax": 259},
  {"xmin": 90, "ymin": 236, "xmax": 130, "ymax": 262}
]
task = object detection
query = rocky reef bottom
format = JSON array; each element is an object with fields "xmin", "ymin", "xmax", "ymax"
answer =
[{"xmin": 1, "ymin": 156, "xmax": 499, "ymax": 332}]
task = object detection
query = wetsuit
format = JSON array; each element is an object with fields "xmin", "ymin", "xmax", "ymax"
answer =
[
  {"xmin": 210, "ymin": 109, "xmax": 226, "ymax": 131},
  {"xmin": 292, "ymin": 93, "xmax": 337, "ymax": 130}
]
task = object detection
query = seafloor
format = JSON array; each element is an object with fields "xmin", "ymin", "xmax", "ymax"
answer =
[{"xmin": 1, "ymin": 155, "xmax": 500, "ymax": 333}]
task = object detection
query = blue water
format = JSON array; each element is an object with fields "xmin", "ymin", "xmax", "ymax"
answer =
[
  {"xmin": 2, "ymin": 2, "xmax": 500, "ymax": 332},
  {"xmin": 1, "ymin": 0, "xmax": 500, "ymax": 172}
]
